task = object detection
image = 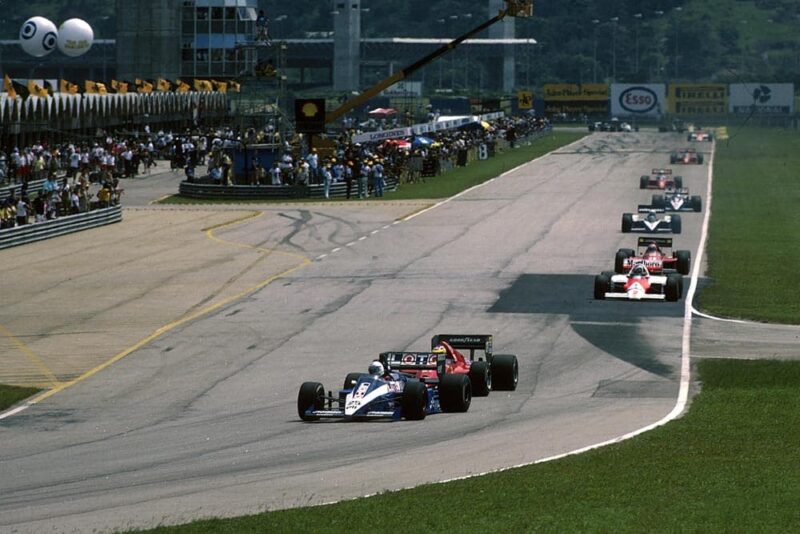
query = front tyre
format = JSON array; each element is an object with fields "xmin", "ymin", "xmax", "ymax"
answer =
[
  {"xmin": 676, "ymin": 250, "xmax": 691, "ymax": 275},
  {"xmin": 594, "ymin": 274, "xmax": 610, "ymax": 300},
  {"xmin": 691, "ymin": 195, "xmax": 702, "ymax": 212},
  {"xmin": 621, "ymin": 213, "xmax": 633, "ymax": 233},
  {"xmin": 671, "ymin": 214, "xmax": 682, "ymax": 234},
  {"xmin": 298, "ymin": 382, "xmax": 325, "ymax": 421},
  {"xmin": 491, "ymin": 354, "xmax": 519, "ymax": 391},
  {"xmin": 468, "ymin": 360, "xmax": 491, "ymax": 396}
]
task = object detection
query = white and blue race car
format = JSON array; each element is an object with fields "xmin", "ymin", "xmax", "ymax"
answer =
[{"xmin": 297, "ymin": 353, "xmax": 471, "ymax": 421}]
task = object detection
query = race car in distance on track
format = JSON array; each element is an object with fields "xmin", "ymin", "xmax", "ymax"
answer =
[
  {"xmin": 670, "ymin": 148, "xmax": 704, "ymax": 164},
  {"xmin": 588, "ymin": 117, "xmax": 636, "ymax": 132},
  {"xmin": 688, "ymin": 130, "xmax": 714, "ymax": 142},
  {"xmin": 651, "ymin": 189, "xmax": 702, "ymax": 212},
  {"xmin": 594, "ymin": 263, "xmax": 683, "ymax": 302},
  {"xmin": 615, "ymin": 237, "xmax": 691, "ymax": 275},
  {"xmin": 378, "ymin": 335, "xmax": 518, "ymax": 396},
  {"xmin": 640, "ymin": 168, "xmax": 683, "ymax": 190},
  {"xmin": 622, "ymin": 207, "xmax": 682, "ymax": 234},
  {"xmin": 297, "ymin": 355, "xmax": 472, "ymax": 421}
]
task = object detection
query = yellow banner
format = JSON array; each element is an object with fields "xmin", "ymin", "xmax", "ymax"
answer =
[
  {"xmin": 668, "ymin": 84, "xmax": 727, "ymax": 115},
  {"xmin": 544, "ymin": 83, "xmax": 608, "ymax": 101},
  {"xmin": 517, "ymin": 91, "xmax": 533, "ymax": 109}
]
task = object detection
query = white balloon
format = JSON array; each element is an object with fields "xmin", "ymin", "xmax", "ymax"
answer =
[
  {"xmin": 57, "ymin": 18, "xmax": 94, "ymax": 57},
  {"xmin": 19, "ymin": 16, "xmax": 58, "ymax": 57}
]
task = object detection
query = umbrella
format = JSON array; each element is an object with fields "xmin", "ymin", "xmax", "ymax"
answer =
[
  {"xmin": 412, "ymin": 136, "xmax": 433, "ymax": 147},
  {"xmin": 368, "ymin": 107, "xmax": 397, "ymax": 117}
]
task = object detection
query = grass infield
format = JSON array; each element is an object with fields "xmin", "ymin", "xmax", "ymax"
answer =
[
  {"xmin": 0, "ymin": 384, "xmax": 40, "ymax": 412},
  {"xmin": 697, "ymin": 128, "xmax": 800, "ymax": 323},
  {"xmin": 137, "ymin": 359, "xmax": 800, "ymax": 533},
  {"xmin": 158, "ymin": 132, "xmax": 585, "ymax": 205}
]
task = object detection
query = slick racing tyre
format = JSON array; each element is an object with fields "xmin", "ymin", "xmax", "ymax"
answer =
[
  {"xmin": 401, "ymin": 381, "xmax": 427, "ymax": 420},
  {"xmin": 594, "ymin": 274, "xmax": 610, "ymax": 300},
  {"xmin": 671, "ymin": 214, "xmax": 682, "ymax": 234},
  {"xmin": 674, "ymin": 176, "xmax": 683, "ymax": 188},
  {"xmin": 621, "ymin": 213, "xmax": 633, "ymax": 233},
  {"xmin": 652, "ymin": 194, "xmax": 666, "ymax": 209},
  {"xmin": 343, "ymin": 372, "xmax": 363, "ymax": 389},
  {"xmin": 439, "ymin": 374, "xmax": 472, "ymax": 413},
  {"xmin": 615, "ymin": 248, "xmax": 634, "ymax": 273},
  {"xmin": 666, "ymin": 274, "xmax": 682, "ymax": 302},
  {"xmin": 468, "ymin": 360, "xmax": 491, "ymax": 396},
  {"xmin": 298, "ymin": 382, "xmax": 325, "ymax": 421},
  {"xmin": 640, "ymin": 175, "xmax": 648, "ymax": 189},
  {"xmin": 697, "ymin": 154, "xmax": 704, "ymax": 164},
  {"xmin": 692, "ymin": 195, "xmax": 702, "ymax": 212},
  {"xmin": 491, "ymin": 354, "xmax": 519, "ymax": 391},
  {"xmin": 676, "ymin": 250, "xmax": 691, "ymax": 275}
]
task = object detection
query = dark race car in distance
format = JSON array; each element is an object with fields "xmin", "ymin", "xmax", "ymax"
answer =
[
  {"xmin": 640, "ymin": 168, "xmax": 683, "ymax": 190},
  {"xmin": 615, "ymin": 236, "xmax": 691, "ymax": 275},
  {"xmin": 670, "ymin": 148, "xmax": 704, "ymax": 164},
  {"xmin": 652, "ymin": 188, "xmax": 702, "ymax": 212},
  {"xmin": 622, "ymin": 206, "xmax": 682, "ymax": 234}
]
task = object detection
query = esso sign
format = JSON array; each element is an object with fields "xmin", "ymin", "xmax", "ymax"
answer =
[{"xmin": 620, "ymin": 87, "xmax": 657, "ymax": 113}]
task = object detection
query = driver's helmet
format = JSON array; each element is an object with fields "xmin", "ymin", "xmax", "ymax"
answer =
[
  {"xmin": 646, "ymin": 211, "xmax": 658, "ymax": 222},
  {"xmin": 431, "ymin": 344, "xmax": 447, "ymax": 357},
  {"xmin": 368, "ymin": 360, "xmax": 384, "ymax": 376},
  {"xmin": 631, "ymin": 264, "xmax": 648, "ymax": 277},
  {"xmin": 645, "ymin": 243, "xmax": 659, "ymax": 255}
]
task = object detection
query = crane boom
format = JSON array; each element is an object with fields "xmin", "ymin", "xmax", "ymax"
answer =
[{"xmin": 324, "ymin": 1, "xmax": 533, "ymax": 125}]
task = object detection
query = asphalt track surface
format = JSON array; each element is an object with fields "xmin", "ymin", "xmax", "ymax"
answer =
[{"xmin": 1, "ymin": 132, "xmax": 712, "ymax": 532}]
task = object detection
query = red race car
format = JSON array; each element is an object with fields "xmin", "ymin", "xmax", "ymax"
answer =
[
  {"xmin": 379, "ymin": 334, "xmax": 518, "ymax": 396},
  {"xmin": 670, "ymin": 148, "xmax": 704, "ymax": 164},
  {"xmin": 614, "ymin": 237, "xmax": 691, "ymax": 275},
  {"xmin": 640, "ymin": 168, "xmax": 683, "ymax": 190}
]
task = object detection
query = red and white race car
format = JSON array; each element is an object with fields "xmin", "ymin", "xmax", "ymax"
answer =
[
  {"xmin": 670, "ymin": 148, "xmax": 704, "ymax": 164},
  {"xmin": 594, "ymin": 263, "xmax": 683, "ymax": 302},
  {"xmin": 615, "ymin": 237, "xmax": 691, "ymax": 275},
  {"xmin": 688, "ymin": 130, "xmax": 714, "ymax": 142},
  {"xmin": 378, "ymin": 335, "xmax": 518, "ymax": 396},
  {"xmin": 640, "ymin": 168, "xmax": 683, "ymax": 190}
]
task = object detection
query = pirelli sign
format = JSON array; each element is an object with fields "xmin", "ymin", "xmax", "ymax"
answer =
[{"xmin": 668, "ymin": 84, "xmax": 728, "ymax": 115}]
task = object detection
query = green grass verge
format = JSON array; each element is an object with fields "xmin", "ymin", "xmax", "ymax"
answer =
[
  {"xmin": 0, "ymin": 384, "xmax": 40, "ymax": 412},
  {"xmin": 135, "ymin": 359, "xmax": 800, "ymax": 533},
  {"xmin": 697, "ymin": 127, "xmax": 800, "ymax": 323},
  {"xmin": 157, "ymin": 132, "xmax": 585, "ymax": 205}
]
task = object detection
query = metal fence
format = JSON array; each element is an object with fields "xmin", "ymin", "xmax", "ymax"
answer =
[
  {"xmin": 179, "ymin": 175, "xmax": 400, "ymax": 200},
  {"xmin": 0, "ymin": 179, "xmax": 47, "ymax": 202},
  {"xmin": 0, "ymin": 206, "xmax": 122, "ymax": 250}
]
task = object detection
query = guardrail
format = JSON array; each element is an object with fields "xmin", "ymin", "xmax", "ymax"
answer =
[
  {"xmin": 0, "ymin": 205, "xmax": 122, "ymax": 250},
  {"xmin": 0, "ymin": 179, "xmax": 46, "ymax": 202},
  {"xmin": 179, "ymin": 175, "xmax": 400, "ymax": 200}
]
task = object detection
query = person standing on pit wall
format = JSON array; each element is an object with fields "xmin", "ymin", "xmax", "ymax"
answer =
[
  {"xmin": 256, "ymin": 10, "xmax": 270, "ymax": 45},
  {"xmin": 358, "ymin": 159, "xmax": 371, "ymax": 199},
  {"xmin": 306, "ymin": 148, "xmax": 319, "ymax": 184},
  {"xmin": 372, "ymin": 158, "xmax": 385, "ymax": 197},
  {"xmin": 322, "ymin": 162, "xmax": 333, "ymax": 199}
]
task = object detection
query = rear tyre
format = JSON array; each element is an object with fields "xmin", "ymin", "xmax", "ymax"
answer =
[
  {"xmin": 298, "ymin": 382, "xmax": 325, "ymax": 421},
  {"xmin": 652, "ymin": 194, "xmax": 665, "ymax": 209},
  {"xmin": 401, "ymin": 381, "xmax": 427, "ymax": 420},
  {"xmin": 491, "ymin": 354, "xmax": 519, "ymax": 391},
  {"xmin": 594, "ymin": 274, "xmax": 610, "ymax": 300},
  {"xmin": 343, "ymin": 372, "xmax": 363, "ymax": 390},
  {"xmin": 676, "ymin": 250, "xmax": 691, "ymax": 275},
  {"xmin": 671, "ymin": 214, "xmax": 682, "ymax": 234},
  {"xmin": 674, "ymin": 176, "xmax": 683, "ymax": 188},
  {"xmin": 670, "ymin": 155, "xmax": 678, "ymax": 164},
  {"xmin": 468, "ymin": 360, "xmax": 491, "ymax": 396},
  {"xmin": 697, "ymin": 155, "xmax": 704, "ymax": 164},
  {"xmin": 692, "ymin": 195, "xmax": 702, "ymax": 212},
  {"xmin": 439, "ymin": 374, "xmax": 471, "ymax": 413},
  {"xmin": 615, "ymin": 249, "xmax": 634, "ymax": 273},
  {"xmin": 640, "ymin": 175, "xmax": 648, "ymax": 189},
  {"xmin": 666, "ymin": 274, "xmax": 682, "ymax": 302},
  {"xmin": 621, "ymin": 213, "xmax": 633, "ymax": 233}
]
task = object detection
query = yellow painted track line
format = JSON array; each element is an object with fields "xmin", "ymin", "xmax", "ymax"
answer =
[
  {"xmin": 0, "ymin": 324, "xmax": 61, "ymax": 388},
  {"xmin": 5, "ymin": 210, "xmax": 311, "ymax": 413}
]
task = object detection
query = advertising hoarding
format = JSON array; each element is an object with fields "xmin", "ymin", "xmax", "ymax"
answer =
[
  {"xmin": 610, "ymin": 84, "xmax": 666, "ymax": 117},
  {"xmin": 729, "ymin": 84, "xmax": 794, "ymax": 114},
  {"xmin": 668, "ymin": 84, "xmax": 727, "ymax": 115}
]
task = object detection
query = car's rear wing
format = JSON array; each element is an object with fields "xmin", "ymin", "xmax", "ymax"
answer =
[
  {"xmin": 637, "ymin": 237, "xmax": 673, "ymax": 249},
  {"xmin": 651, "ymin": 168, "xmax": 672, "ymax": 175},
  {"xmin": 380, "ymin": 352, "xmax": 445, "ymax": 376},
  {"xmin": 638, "ymin": 205, "xmax": 665, "ymax": 213},
  {"xmin": 431, "ymin": 334, "xmax": 493, "ymax": 360}
]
